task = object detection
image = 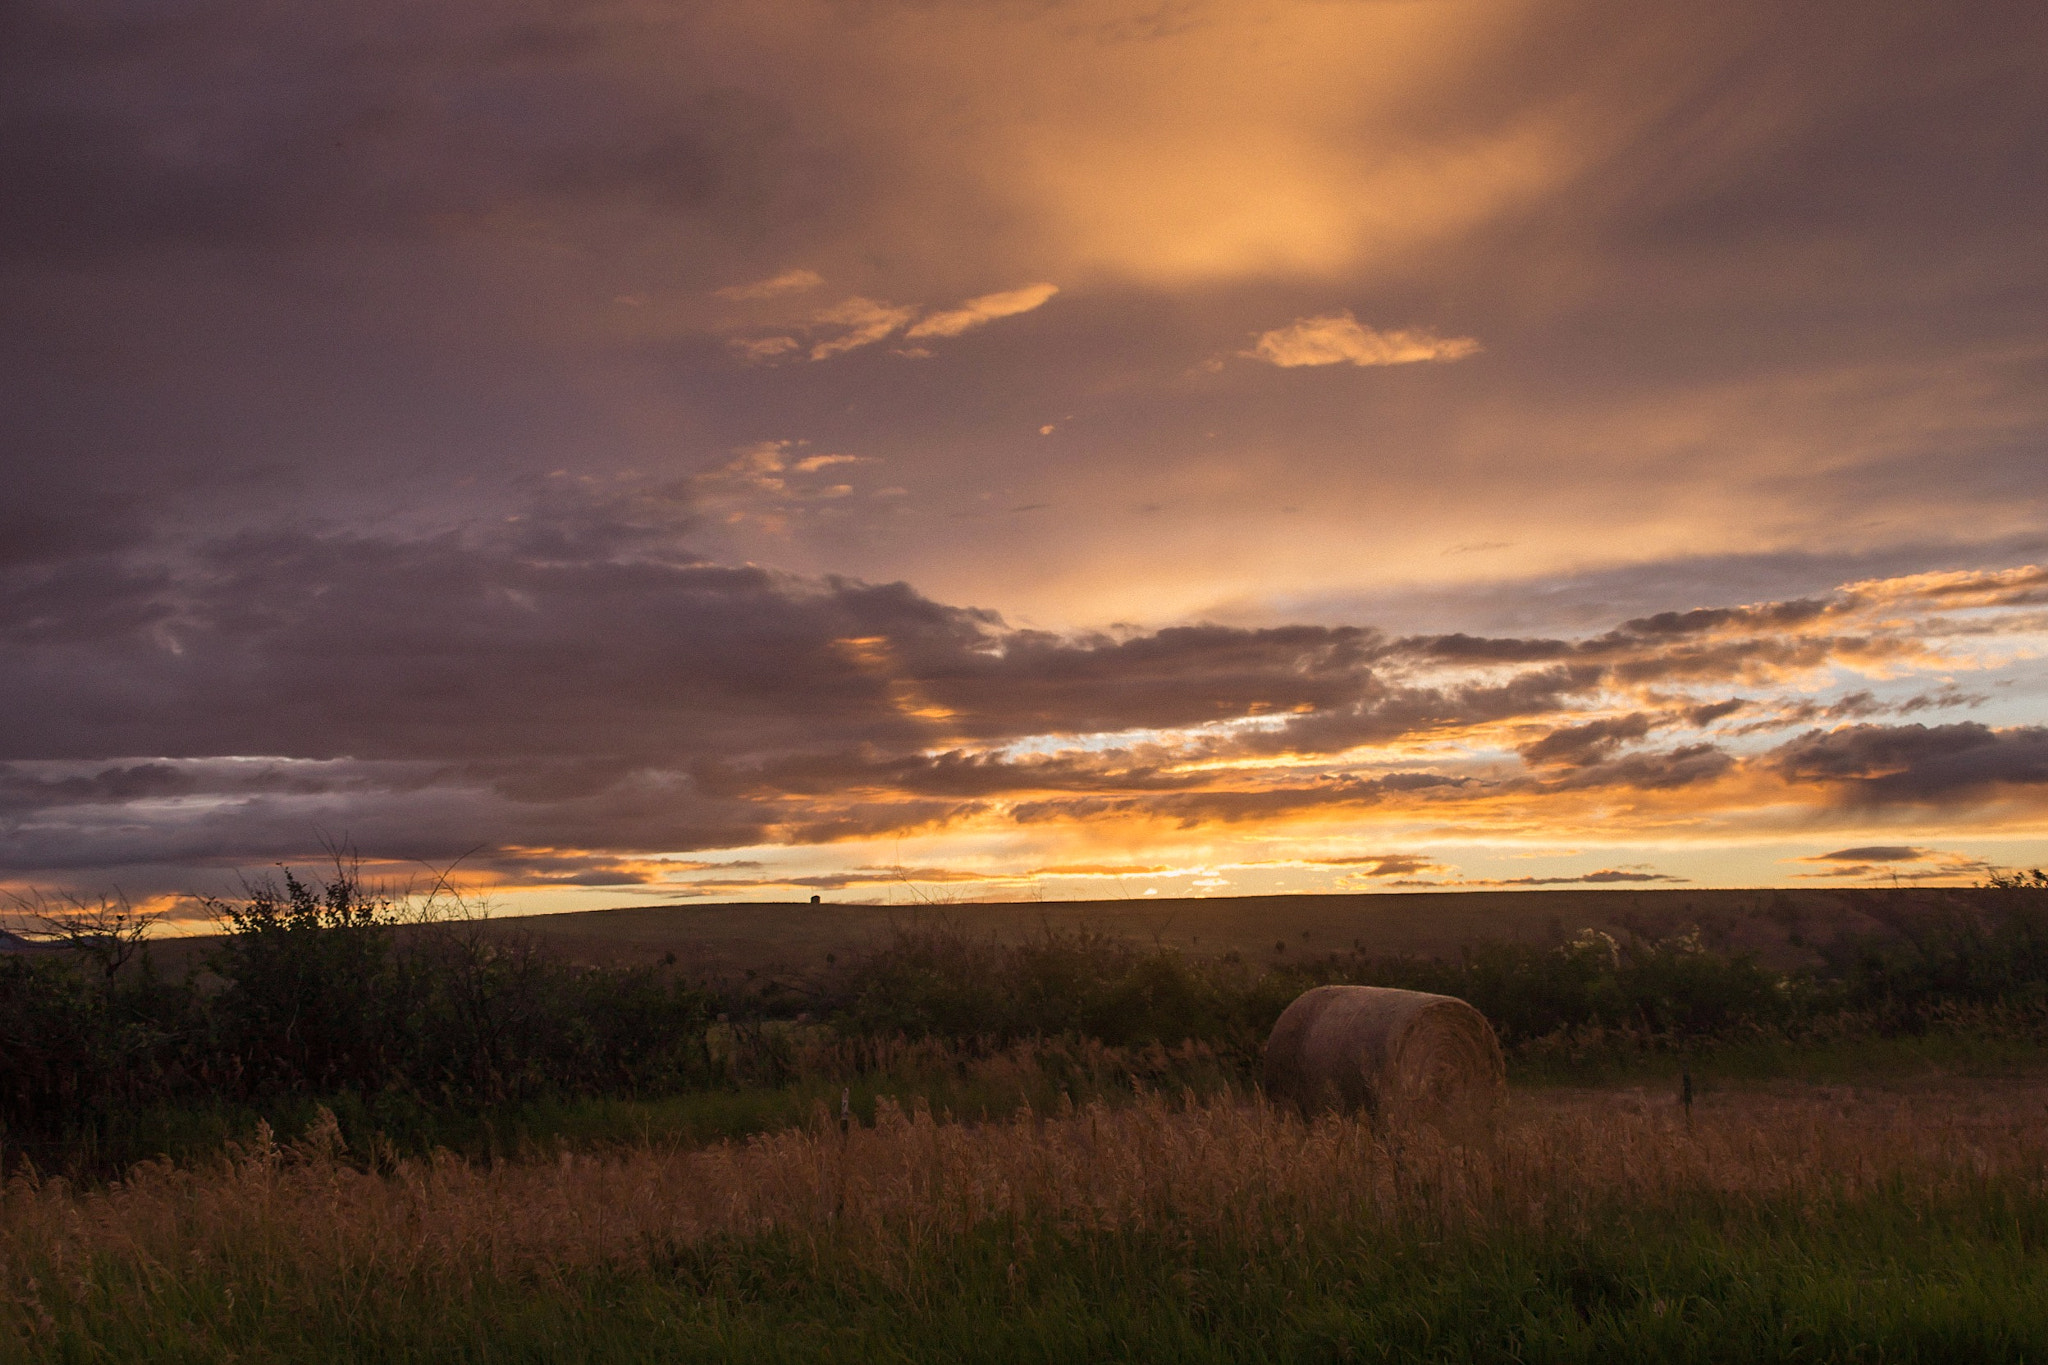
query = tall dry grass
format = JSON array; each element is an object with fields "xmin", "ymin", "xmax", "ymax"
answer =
[{"xmin": 4, "ymin": 1077, "xmax": 2045, "ymax": 1328}]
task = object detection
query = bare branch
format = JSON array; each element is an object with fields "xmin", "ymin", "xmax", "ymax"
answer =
[{"xmin": 2, "ymin": 887, "xmax": 163, "ymax": 981}]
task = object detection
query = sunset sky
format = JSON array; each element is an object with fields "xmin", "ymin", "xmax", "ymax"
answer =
[{"xmin": 5, "ymin": 0, "xmax": 2046, "ymax": 920}]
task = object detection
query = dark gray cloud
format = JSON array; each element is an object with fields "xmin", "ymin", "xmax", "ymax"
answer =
[
  {"xmin": 2, "ymin": 481, "xmax": 2038, "ymax": 894},
  {"xmin": 0, "ymin": 1, "xmax": 804, "ymax": 261},
  {"xmin": 1812, "ymin": 846, "xmax": 1927, "ymax": 863},
  {"xmin": 1483, "ymin": 870, "xmax": 1687, "ymax": 887},
  {"xmin": 1322, "ymin": 854, "xmax": 1443, "ymax": 879},
  {"xmin": 3, "ymin": 0, "xmax": 2046, "ymax": 896},
  {"xmin": 1519, "ymin": 714, "xmax": 1656, "ymax": 768},
  {"xmin": 1773, "ymin": 724, "xmax": 2048, "ymax": 803},
  {"xmin": 0, "ymin": 762, "xmax": 196, "ymax": 812},
  {"xmin": 1238, "ymin": 664, "xmax": 1608, "ymax": 757},
  {"xmin": 1790, "ymin": 844, "xmax": 1989, "ymax": 881},
  {"xmin": 693, "ymin": 749, "xmax": 1205, "ymax": 802},
  {"xmin": 0, "ymin": 515, "xmax": 1400, "ymax": 770},
  {"xmin": 1549, "ymin": 744, "xmax": 1735, "ymax": 792},
  {"xmin": 1685, "ymin": 698, "xmax": 1749, "ymax": 726},
  {"xmin": 1009, "ymin": 776, "xmax": 1396, "ymax": 831},
  {"xmin": 1310, "ymin": 538, "xmax": 2048, "ymax": 641},
  {"xmin": 3, "ymin": 0, "xmax": 2044, "ymax": 623}
]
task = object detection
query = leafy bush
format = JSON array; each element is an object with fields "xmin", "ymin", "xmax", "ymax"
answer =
[
  {"xmin": 1334, "ymin": 928, "xmax": 1793, "ymax": 1045},
  {"xmin": 1821, "ymin": 883, "xmax": 2048, "ymax": 1025},
  {"xmin": 828, "ymin": 929, "xmax": 1255, "ymax": 1049},
  {"xmin": 0, "ymin": 868, "xmax": 717, "ymax": 1166},
  {"xmin": 205, "ymin": 870, "xmax": 401, "ymax": 1095}
]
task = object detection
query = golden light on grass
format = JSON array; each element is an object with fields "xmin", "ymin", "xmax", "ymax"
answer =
[{"xmin": 7, "ymin": 1076, "xmax": 2046, "ymax": 1327}]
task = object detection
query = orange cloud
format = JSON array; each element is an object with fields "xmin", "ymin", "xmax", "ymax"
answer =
[
  {"xmin": 808, "ymin": 297, "xmax": 918, "ymax": 359},
  {"xmin": 906, "ymin": 283, "xmax": 1059, "ymax": 338},
  {"xmin": 1245, "ymin": 312, "xmax": 1480, "ymax": 368},
  {"xmin": 714, "ymin": 268, "xmax": 823, "ymax": 301}
]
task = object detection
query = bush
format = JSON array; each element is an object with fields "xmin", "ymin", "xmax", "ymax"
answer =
[
  {"xmin": 0, "ymin": 867, "xmax": 718, "ymax": 1167},
  {"xmin": 204, "ymin": 870, "xmax": 401, "ymax": 1095},
  {"xmin": 1822, "ymin": 881, "xmax": 2048, "ymax": 1027},
  {"xmin": 828, "ymin": 929, "xmax": 1256, "ymax": 1049}
]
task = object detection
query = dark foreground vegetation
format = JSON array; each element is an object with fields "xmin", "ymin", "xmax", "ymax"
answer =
[
  {"xmin": 5, "ymin": 872, "xmax": 2048, "ymax": 1361},
  {"xmin": 4, "ymin": 868, "xmax": 2047, "ymax": 1175},
  {"xmin": 7, "ymin": 1077, "xmax": 2048, "ymax": 1363}
]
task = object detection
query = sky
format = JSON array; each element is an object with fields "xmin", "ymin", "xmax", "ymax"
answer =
[{"xmin": 4, "ymin": 0, "xmax": 2047, "ymax": 921}]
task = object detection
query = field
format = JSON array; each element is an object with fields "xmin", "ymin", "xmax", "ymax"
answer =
[
  {"xmin": 7, "ymin": 1067, "xmax": 2048, "ymax": 1362},
  {"xmin": 137, "ymin": 886, "xmax": 1873, "ymax": 978},
  {"xmin": 8, "ymin": 883, "xmax": 2048, "ymax": 1360},
  {"xmin": 485, "ymin": 886, "xmax": 1864, "ymax": 970}
]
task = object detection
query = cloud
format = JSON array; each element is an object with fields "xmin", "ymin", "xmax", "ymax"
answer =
[
  {"xmin": 792, "ymin": 454, "xmax": 868, "ymax": 473},
  {"xmin": 731, "ymin": 282, "xmax": 1059, "ymax": 362},
  {"xmin": 1773, "ymin": 723, "xmax": 2048, "ymax": 802},
  {"xmin": 906, "ymin": 283, "xmax": 1059, "ymax": 339},
  {"xmin": 1687, "ymin": 698, "xmax": 1750, "ymax": 726},
  {"xmin": 1789, "ymin": 844, "xmax": 1991, "ymax": 882},
  {"xmin": 5, "ymin": 0, "xmax": 2046, "ymax": 667},
  {"xmin": 807, "ymin": 297, "xmax": 919, "ymax": 359},
  {"xmin": 1245, "ymin": 312, "xmax": 1479, "ymax": 368},
  {"xmin": 677, "ymin": 441, "xmax": 885, "ymax": 530},
  {"xmin": 715, "ymin": 269, "xmax": 823, "ymax": 300},
  {"xmin": 729, "ymin": 335, "xmax": 800, "ymax": 362},
  {"xmin": 1518, "ymin": 714, "xmax": 1656, "ymax": 768},
  {"xmin": 1324, "ymin": 853, "xmax": 1445, "ymax": 879},
  {"xmin": 1483, "ymin": 869, "xmax": 1688, "ymax": 886},
  {"xmin": 729, "ymin": 298, "xmax": 935, "ymax": 365},
  {"xmin": 1806, "ymin": 845, "xmax": 1929, "ymax": 863},
  {"xmin": 4, "ymin": 0, "xmax": 2048, "ymax": 907},
  {"xmin": 1543, "ymin": 743, "xmax": 1735, "ymax": 792},
  {"xmin": 1, "ymin": 510, "xmax": 2043, "ymax": 899},
  {"xmin": 1842, "ymin": 565, "xmax": 2048, "ymax": 611}
]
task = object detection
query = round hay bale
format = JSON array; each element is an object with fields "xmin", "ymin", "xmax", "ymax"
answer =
[{"xmin": 1263, "ymin": 985, "xmax": 1505, "ymax": 1118}]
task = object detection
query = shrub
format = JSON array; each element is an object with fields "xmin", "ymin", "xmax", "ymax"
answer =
[
  {"xmin": 828, "ymin": 929, "xmax": 1257, "ymax": 1049},
  {"xmin": 0, "ymin": 867, "xmax": 719, "ymax": 1167},
  {"xmin": 204, "ymin": 870, "xmax": 401, "ymax": 1095}
]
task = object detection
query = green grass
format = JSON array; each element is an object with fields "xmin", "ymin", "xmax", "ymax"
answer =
[
  {"xmin": 1511, "ymin": 1025, "xmax": 2048, "ymax": 1089},
  {"xmin": 14, "ymin": 1054, "xmax": 2048, "ymax": 1363},
  {"xmin": 66, "ymin": 1028, "xmax": 2048, "ymax": 1177},
  {"xmin": 45, "ymin": 1035, "xmax": 1250, "ymax": 1175},
  {"xmin": 16, "ymin": 1185, "xmax": 2048, "ymax": 1362}
]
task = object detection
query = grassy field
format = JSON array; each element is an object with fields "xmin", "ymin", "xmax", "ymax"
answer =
[
  {"xmin": 136, "ymin": 886, "xmax": 1880, "ymax": 978},
  {"xmin": 11, "ymin": 883, "xmax": 2048, "ymax": 1359},
  {"xmin": 6, "ymin": 1065, "xmax": 2048, "ymax": 1362}
]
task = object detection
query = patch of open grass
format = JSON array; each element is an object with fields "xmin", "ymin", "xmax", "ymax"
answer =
[
  {"xmin": 9, "ymin": 1078, "xmax": 2048, "ymax": 1362},
  {"xmin": 1512, "ymin": 1021, "xmax": 2048, "ymax": 1090},
  {"xmin": 52, "ymin": 1034, "xmax": 1249, "ymax": 1172}
]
